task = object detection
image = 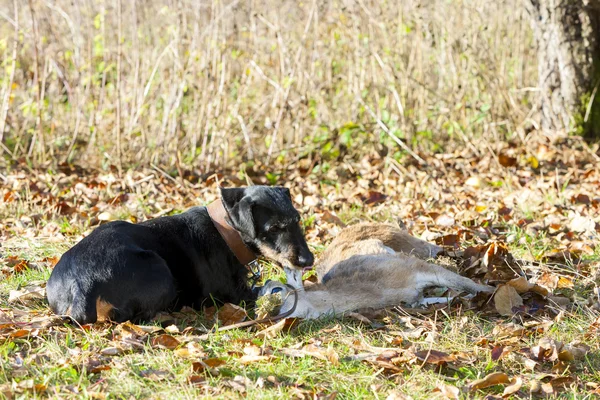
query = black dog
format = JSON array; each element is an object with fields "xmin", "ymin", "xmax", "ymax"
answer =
[{"xmin": 46, "ymin": 186, "xmax": 314, "ymax": 324}]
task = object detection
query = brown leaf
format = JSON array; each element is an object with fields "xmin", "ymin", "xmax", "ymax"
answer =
[
  {"xmin": 433, "ymin": 383, "xmax": 460, "ymax": 399},
  {"xmin": 491, "ymin": 345, "xmax": 507, "ymax": 361},
  {"xmin": 10, "ymin": 329, "xmax": 38, "ymax": 338},
  {"xmin": 12, "ymin": 260, "xmax": 29, "ymax": 274},
  {"xmin": 192, "ymin": 358, "xmax": 226, "ymax": 374},
  {"xmin": 41, "ymin": 256, "xmax": 60, "ymax": 268},
  {"xmin": 281, "ymin": 344, "xmax": 339, "ymax": 365},
  {"xmin": 531, "ymin": 337, "xmax": 563, "ymax": 362},
  {"xmin": 362, "ymin": 190, "xmax": 387, "ymax": 205},
  {"xmin": 150, "ymin": 334, "xmax": 181, "ymax": 350},
  {"xmin": 498, "ymin": 153, "xmax": 517, "ymax": 167},
  {"xmin": 139, "ymin": 369, "xmax": 170, "ymax": 381},
  {"xmin": 413, "ymin": 349, "xmax": 455, "ymax": 365},
  {"xmin": 321, "ymin": 210, "xmax": 346, "ymax": 227},
  {"xmin": 435, "ymin": 214, "xmax": 455, "ymax": 227},
  {"xmin": 174, "ymin": 342, "xmax": 206, "ymax": 359},
  {"xmin": 303, "ymin": 344, "xmax": 339, "ymax": 365},
  {"xmin": 364, "ymin": 358, "xmax": 403, "ymax": 374},
  {"xmin": 506, "ymin": 277, "xmax": 532, "ymax": 294},
  {"xmin": 492, "ymin": 322, "xmax": 525, "ymax": 339},
  {"xmin": 493, "ymin": 285, "xmax": 523, "ymax": 316},
  {"xmin": 238, "ymin": 355, "xmax": 273, "ymax": 364},
  {"xmin": 465, "ymin": 176, "xmax": 482, "ymax": 188},
  {"xmin": 255, "ymin": 318, "xmax": 287, "ymax": 339},
  {"xmin": 8, "ymin": 285, "xmax": 46, "ymax": 304},
  {"xmin": 216, "ymin": 303, "xmax": 247, "ymax": 326},
  {"xmin": 571, "ymin": 194, "xmax": 591, "ymax": 205},
  {"xmin": 502, "ymin": 377, "xmax": 523, "ymax": 396},
  {"xmin": 468, "ymin": 372, "xmax": 510, "ymax": 391},
  {"xmin": 89, "ymin": 365, "xmax": 112, "ymax": 374},
  {"xmin": 548, "ymin": 376, "xmax": 576, "ymax": 392},
  {"xmin": 188, "ymin": 375, "xmax": 206, "ymax": 386},
  {"xmin": 436, "ymin": 234, "xmax": 460, "ymax": 248},
  {"xmin": 100, "ymin": 347, "xmax": 122, "ymax": 356},
  {"xmin": 115, "ymin": 321, "xmax": 147, "ymax": 340}
]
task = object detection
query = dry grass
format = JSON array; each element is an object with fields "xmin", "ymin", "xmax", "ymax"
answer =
[{"xmin": 1, "ymin": 0, "xmax": 537, "ymax": 170}]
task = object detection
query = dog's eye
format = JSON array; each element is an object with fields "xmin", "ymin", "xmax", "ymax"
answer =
[
  {"xmin": 267, "ymin": 225, "xmax": 283, "ymax": 233},
  {"xmin": 270, "ymin": 287, "xmax": 283, "ymax": 294}
]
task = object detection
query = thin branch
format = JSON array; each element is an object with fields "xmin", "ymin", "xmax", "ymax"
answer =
[
  {"xmin": 115, "ymin": 0, "xmax": 123, "ymax": 173},
  {"xmin": 0, "ymin": 0, "xmax": 18, "ymax": 152}
]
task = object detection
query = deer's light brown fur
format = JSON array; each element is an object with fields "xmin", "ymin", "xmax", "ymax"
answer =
[{"xmin": 260, "ymin": 223, "xmax": 493, "ymax": 319}]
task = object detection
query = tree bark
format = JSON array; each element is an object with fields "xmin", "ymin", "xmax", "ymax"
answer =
[{"xmin": 525, "ymin": 0, "xmax": 600, "ymax": 138}]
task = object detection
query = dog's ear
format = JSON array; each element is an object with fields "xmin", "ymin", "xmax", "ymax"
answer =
[
  {"xmin": 221, "ymin": 188, "xmax": 256, "ymax": 237},
  {"xmin": 281, "ymin": 187, "xmax": 292, "ymax": 200},
  {"xmin": 220, "ymin": 187, "xmax": 246, "ymax": 209}
]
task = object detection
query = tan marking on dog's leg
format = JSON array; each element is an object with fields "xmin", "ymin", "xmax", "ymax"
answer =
[{"xmin": 96, "ymin": 297, "xmax": 114, "ymax": 322}]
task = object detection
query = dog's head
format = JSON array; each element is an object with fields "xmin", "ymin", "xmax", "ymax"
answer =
[{"xmin": 220, "ymin": 186, "xmax": 314, "ymax": 270}]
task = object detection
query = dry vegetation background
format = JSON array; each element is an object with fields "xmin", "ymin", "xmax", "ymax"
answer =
[
  {"xmin": 1, "ymin": 0, "xmax": 600, "ymax": 399},
  {"xmin": 1, "ymin": 0, "xmax": 538, "ymax": 169}
]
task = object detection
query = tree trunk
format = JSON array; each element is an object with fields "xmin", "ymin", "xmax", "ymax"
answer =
[{"xmin": 525, "ymin": 0, "xmax": 600, "ymax": 139}]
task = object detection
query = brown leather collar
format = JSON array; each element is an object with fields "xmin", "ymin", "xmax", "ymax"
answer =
[{"xmin": 206, "ymin": 199, "xmax": 257, "ymax": 266}]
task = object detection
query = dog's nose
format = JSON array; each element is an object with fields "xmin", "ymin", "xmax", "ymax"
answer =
[{"xmin": 296, "ymin": 252, "xmax": 314, "ymax": 267}]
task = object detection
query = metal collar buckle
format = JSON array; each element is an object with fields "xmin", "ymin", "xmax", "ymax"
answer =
[{"xmin": 246, "ymin": 259, "xmax": 262, "ymax": 285}]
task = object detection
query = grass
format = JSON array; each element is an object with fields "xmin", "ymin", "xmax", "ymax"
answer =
[
  {"xmin": 1, "ymin": 197, "xmax": 599, "ymax": 398},
  {"xmin": 0, "ymin": 0, "xmax": 536, "ymax": 171}
]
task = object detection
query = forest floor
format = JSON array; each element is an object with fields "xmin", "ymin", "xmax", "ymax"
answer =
[{"xmin": 1, "ymin": 134, "xmax": 599, "ymax": 399}]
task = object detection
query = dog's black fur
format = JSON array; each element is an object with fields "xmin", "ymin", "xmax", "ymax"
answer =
[{"xmin": 46, "ymin": 186, "xmax": 314, "ymax": 324}]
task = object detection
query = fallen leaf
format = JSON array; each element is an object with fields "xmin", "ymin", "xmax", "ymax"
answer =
[
  {"xmin": 465, "ymin": 176, "xmax": 482, "ymax": 188},
  {"xmin": 97, "ymin": 211, "xmax": 114, "ymax": 221},
  {"xmin": 433, "ymin": 383, "xmax": 460, "ymax": 399},
  {"xmin": 498, "ymin": 153, "xmax": 517, "ymax": 167},
  {"xmin": 502, "ymin": 377, "xmax": 523, "ymax": 396},
  {"xmin": 100, "ymin": 347, "xmax": 122, "ymax": 356},
  {"xmin": 12, "ymin": 259, "xmax": 29, "ymax": 274},
  {"xmin": 8, "ymin": 285, "xmax": 46, "ymax": 304},
  {"xmin": 238, "ymin": 355, "xmax": 273, "ymax": 364},
  {"xmin": 10, "ymin": 329, "xmax": 38, "ymax": 338},
  {"xmin": 255, "ymin": 318, "xmax": 287, "ymax": 339},
  {"xmin": 192, "ymin": 358, "xmax": 226, "ymax": 374},
  {"xmin": 321, "ymin": 210, "xmax": 346, "ymax": 227},
  {"xmin": 188, "ymin": 375, "xmax": 206, "ymax": 386},
  {"xmin": 436, "ymin": 234, "xmax": 460, "ymax": 248},
  {"xmin": 494, "ymin": 285, "xmax": 523, "ymax": 316},
  {"xmin": 281, "ymin": 344, "xmax": 339, "ymax": 365},
  {"xmin": 569, "ymin": 214, "xmax": 595, "ymax": 233},
  {"xmin": 216, "ymin": 303, "xmax": 247, "ymax": 326},
  {"xmin": 151, "ymin": 334, "xmax": 181, "ymax": 350},
  {"xmin": 174, "ymin": 342, "xmax": 206, "ymax": 359},
  {"xmin": 506, "ymin": 277, "xmax": 532, "ymax": 294},
  {"xmin": 548, "ymin": 376, "xmax": 576, "ymax": 392},
  {"xmin": 413, "ymin": 349, "xmax": 455, "ymax": 365},
  {"xmin": 41, "ymin": 256, "xmax": 60, "ymax": 268},
  {"xmin": 492, "ymin": 323, "xmax": 525, "ymax": 338},
  {"xmin": 531, "ymin": 337, "xmax": 563, "ymax": 362},
  {"xmin": 468, "ymin": 372, "xmax": 510, "ymax": 390},
  {"xmin": 491, "ymin": 345, "xmax": 508, "ymax": 361},
  {"xmin": 571, "ymin": 194, "xmax": 591, "ymax": 205},
  {"xmin": 435, "ymin": 214, "xmax": 455, "ymax": 227},
  {"xmin": 139, "ymin": 369, "xmax": 170, "ymax": 381},
  {"xmin": 363, "ymin": 191, "xmax": 387, "ymax": 205}
]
